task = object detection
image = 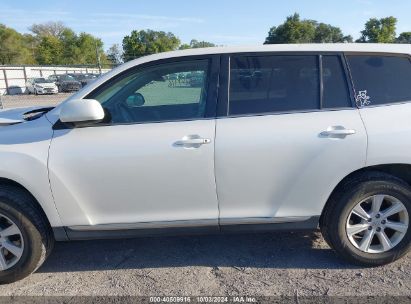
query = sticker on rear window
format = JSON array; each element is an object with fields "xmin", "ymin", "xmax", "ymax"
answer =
[{"xmin": 356, "ymin": 90, "xmax": 371, "ymax": 107}]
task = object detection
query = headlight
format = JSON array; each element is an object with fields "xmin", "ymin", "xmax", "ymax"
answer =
[{"xmin": 35, "ymin": 85, "xmax": 44, "ymax": 89}]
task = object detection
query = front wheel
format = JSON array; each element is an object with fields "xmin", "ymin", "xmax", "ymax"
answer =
[
  {"xmin": 0, "ymin": 185, "xmax": 54, "ymax": 284},
  {"xmin": 321, "ymin": 172, "xmax": 411, "ymax": 266}
]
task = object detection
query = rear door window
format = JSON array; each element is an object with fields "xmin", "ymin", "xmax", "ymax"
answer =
[
  {"xmin": 229, "ymin": 55, "xmax": 320, "ymax": 115},
  {"xmin": 347, "ymin": 55, "xmax": 411, "ymax": 106}
]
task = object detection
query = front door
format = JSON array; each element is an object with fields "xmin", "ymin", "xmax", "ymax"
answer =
[{"xmin": 49, "ymin": 57, "xmax": 220, "ymax": 228}]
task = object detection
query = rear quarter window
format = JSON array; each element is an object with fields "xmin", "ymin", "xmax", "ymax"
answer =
[{"xmin": 347, "ymin": 55, "xmax": 411, "ymax": 106}]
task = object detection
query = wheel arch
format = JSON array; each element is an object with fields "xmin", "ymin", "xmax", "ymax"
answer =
[
  {"xmin": 320, "ymin": 163, "xmax": 411, "ymax": 226},
  {"xmin": 0, "ymin": 177, "xmax": 53, "ymax": 229},
  {"xmin": 0, "ymin": 176, "xmax": 68, "ymax": 240}
]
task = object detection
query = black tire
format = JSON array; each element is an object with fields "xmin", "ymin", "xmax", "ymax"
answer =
[
  {"xmin": 0, "ymin": 185, "xmax": 54, "ymax": 284},
  {"xmin": 321, "ymin": 171, "xmax": 411, "ymax": 266}
]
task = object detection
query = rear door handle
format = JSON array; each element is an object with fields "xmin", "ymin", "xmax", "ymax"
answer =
[
  {"xmin": 320, "ymin": 126, "xmax": 356, "ymax": 138},
  {"xmin": 174, "ymin": 135, "xmax": 211, "ymax": 148}
]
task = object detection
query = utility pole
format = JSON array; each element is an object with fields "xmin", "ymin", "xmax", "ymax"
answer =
[{"xmin": 95, "ymin": 41, "xmax": 102, "ymax": 74}]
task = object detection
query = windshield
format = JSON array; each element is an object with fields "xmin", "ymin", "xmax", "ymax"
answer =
[
  {"xmin": 33, "ymin": 78, "xmax": 53, "ymax": 83},
  {"xmin": 61, "ymin": 75, "xmax": 76, "ymax": 81},
  {"xmin": 85, "ymin": 74, "xmax": 97, "ymax": 79},
  {"xmin": 75, "ymin": 75, "xmax": 85, "ymax": 80}
]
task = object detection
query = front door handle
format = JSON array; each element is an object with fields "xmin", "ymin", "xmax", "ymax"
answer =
[
  {"xmin": 174, "ymin": 135, "xmax": 212, "ymax": 148},
  {"xmin": 320, "ymin": 126, "xmax": 356, "ymax": 139}
]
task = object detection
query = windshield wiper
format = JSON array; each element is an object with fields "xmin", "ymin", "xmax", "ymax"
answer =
[{"xmin": 23, "ymin": 107, "xmax": 54, "ymax": 121}]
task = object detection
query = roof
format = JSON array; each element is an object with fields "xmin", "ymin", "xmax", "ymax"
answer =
[
  {"xmin": 137, "ymin": 43, "xmax": 410, "ymax": 61},
  {"xmin": 141, "ymin": 43, "xmax": 411, "ymax": 59}
]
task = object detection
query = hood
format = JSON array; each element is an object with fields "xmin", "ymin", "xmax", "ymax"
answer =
[
  {"xmin": 0, "ymin": 106, "xmax": 53, "ymax": 125},
  {"xmin": 62, "ymin": 80, "xmax": 81, "ymax": 85},
  {"xmin": 35, "ymin": 82, "xmax": 56, "ymax": 88}
]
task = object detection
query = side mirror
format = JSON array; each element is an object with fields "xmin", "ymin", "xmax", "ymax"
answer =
[
  {"xmin": 126, "ymin": 93, "xmax": 145, "ymax": 107},
  {"xmin": 59, "ymin": 99, "xmax": 105, "ymax": 124}
]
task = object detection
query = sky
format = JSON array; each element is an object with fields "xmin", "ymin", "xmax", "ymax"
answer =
[{"xmin": 1, "ymin": 0, "xmax": 410, "ymax": 50}]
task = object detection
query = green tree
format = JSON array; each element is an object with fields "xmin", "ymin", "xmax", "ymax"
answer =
[
  {"xmin": 29, "ymin": 21, "xmax": 67, "ymax": 39},
  {"xmin": 29, "ymin": 22, "xmax": 106, "ymax": 66},
  {"xmin": 264, "ymin": 13, "xmax": 316, "ymax": 44},
  {"xmin": 396, "ymin": 32, "xmax": 411, "ymax": 44},
  {"xmin": 357, "ymin": 17, "xmax": 397, "ymax": 43},
  {"xmin": 314, "ymin": 23, "xmax": 353, "ymax": 43},
  {"xmin": 76, "ymin": 33, "xmax": 106, "ymax": 65},
  {"xmin": 265, "ymin": 13, "xmax": 352, "ymax": 44},
  {"xmin": 179, "ymin": 39, "xmax": 216, "ymax": 49},
  {"xmin": 179, "ymin": 43, "xmax": 191, "ymax": 50},
  {"xmin": 0, "ymin": 24, "xmax": 34, "ymax": 64},
  {"xmin": 122, "ymin": 29, "xmax": 180, "ymax": 61},
  {"xmin": 107, "ymin": 44, "xmax": 123, "ymax": 65},
  {"xmin": 23, "ymin": 33, "xmax": 38, "ymax": 62},
  {"xmin": 59, "ymin": 28, "xmax": 80, "ymax": 64},
  {"xmin": 34, "ymin": 35, "xmax": 64, "ymax": 65}
]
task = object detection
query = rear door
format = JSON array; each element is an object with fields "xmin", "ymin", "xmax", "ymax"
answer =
[{"xmin": 215, "ymin": 53, "xmax": 367, "ymax": 225}]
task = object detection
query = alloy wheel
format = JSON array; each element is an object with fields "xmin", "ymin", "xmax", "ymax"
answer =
[
  {"xmin": 0, "ymin": 214, "xmax": 24, "ymax": 270},
  {"xmin": 346, "ymin": 195, "xmax": 409, "ymax": 253}
]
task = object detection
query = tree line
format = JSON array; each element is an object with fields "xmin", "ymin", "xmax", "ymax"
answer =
[
  {"xmin": 264, "ymin": 14, "xmax": 410, "ymax": 44},
  {"xmin": 0, "ymin": 14, "xmax": 410, "ymax": 66},
  {"xmin": 117, "ymin": 14, "xmax": 410, "ymax": 62},
  {"xmin": 0, "ymin": 22, "xmax": 107, "ymax": 66},
  {"xmin": 118, "ymin": 32, "xmax": 216, "ymax": 63}
]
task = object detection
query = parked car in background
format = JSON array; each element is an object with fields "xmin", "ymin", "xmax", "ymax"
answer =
[
  {"xmin": 66, "ymin": 73, "xmax": 98, "ymax": 88},
  {"xmin": 187, "ymin": 71, "xmax": 205, "ymax": 87},
  {"xmin": 25, "ymin": 78, "xmax": 58, "ymax": 95},
  {"xmin": 1, "ymin": 44, "xmax": 411, "ymax": 284},
  {"xmin": 48, "ymin": 74, "xmax": 82, "ymax": 92}
]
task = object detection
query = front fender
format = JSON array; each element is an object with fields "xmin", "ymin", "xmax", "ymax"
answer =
[{"xmin": 0, "ymin": 116, "xmax": 62, "ymax": 227}]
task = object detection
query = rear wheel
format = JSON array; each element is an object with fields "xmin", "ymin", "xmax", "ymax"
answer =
[
  {"xmin": 0, "ymin": 185, "xmax": 54, "ymax": 284},
  {"xmin": 321, "ymin": 172, "xmax": 411, "ymax": 266}
]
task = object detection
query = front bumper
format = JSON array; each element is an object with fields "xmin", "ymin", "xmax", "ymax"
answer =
[
  {"xmin": 36, "ymin": 87, "xmax": 58, "ymax": 94},
  {"xmin": 61, "ymin": 84, "xmax": 81, "ymax": 92}
]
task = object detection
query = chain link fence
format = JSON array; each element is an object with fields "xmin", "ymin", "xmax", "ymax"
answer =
[
  {"xmin": 0, "ymin": 65, "xmax": 112, "ymax": 96},
  {"xmin": 0, "ymin": 64, "xmax": 113, "ymax": 110}
]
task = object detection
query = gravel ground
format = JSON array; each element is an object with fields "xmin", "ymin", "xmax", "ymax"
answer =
[
  {"xmin": 0, "ymin": 95, "xmax": 410, "ymax": 299},
  {"xmin": 0, "ymin": 231, "xmax": 409, "ymax": 297}
]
